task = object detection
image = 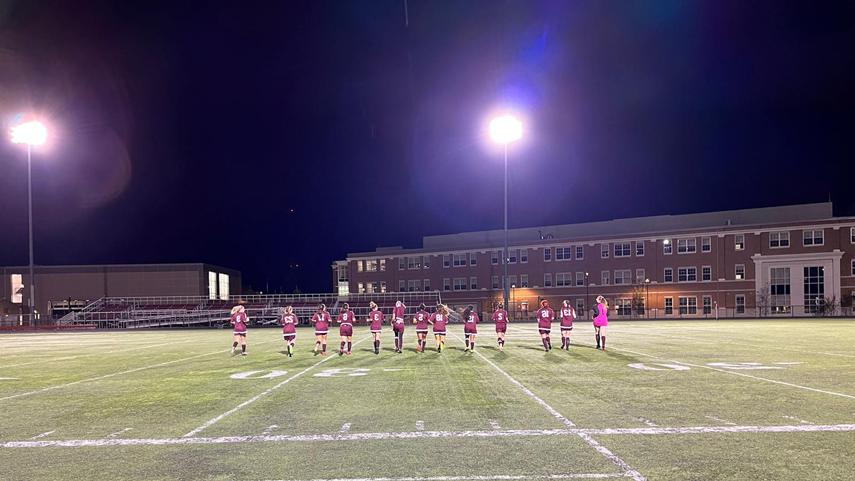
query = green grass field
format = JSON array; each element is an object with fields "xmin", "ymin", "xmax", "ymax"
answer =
[{"xmin": 1, "ymin": 320, "xmax": 853, "ymax": 481}]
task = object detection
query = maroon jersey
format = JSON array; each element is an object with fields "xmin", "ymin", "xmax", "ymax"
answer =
[
  {"xmin": 312, "ymin": 310, "xmax": 331, "ymax": 333},
  {"xmin": 336, "ymin": 310, "xmax": 355, "ymax": 326},
  {"xmin": 231, "ymin": 311, "xmax": 248, "ymax": 333},
  {"xmin": 560, "ymin": 307, "xmax": 576, "ymax": 327},
  {"xmin": 368, "ymin": 310, "xmax": 384, "ymax": 331},
  {"xmin": 464, "ymin": 312, "xmax": 479, "ymax": 333},
  {"xmin": 430, "ymin": 312, "xmax": 447, "ymax": 332},
  {"xmin": 413, "ymin": 310, "xmax": 430, "ymax": 330},
  {"xmin": 491, "ymin": 309, "xmax": 508, "ymax": 328},
  {"xmin": 536, "ymin": 307, "xmax": 555, "ymax": 329},
  {"xmin": 280, "ymin": 313, "xmax": 298, "ymax": 334}
]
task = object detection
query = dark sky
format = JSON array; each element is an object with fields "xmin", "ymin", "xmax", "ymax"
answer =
[{"xmin": 1, "ymin": 0, "xmax": 854, "ymax": 292}]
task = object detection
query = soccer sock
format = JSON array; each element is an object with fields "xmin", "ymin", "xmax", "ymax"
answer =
[
  {"xmin": 314, "ymin": 341, "xmax": 320, "ymax": 351},
  {"xmin": 561, "ymin": 337, "xmax": 566, "ymax": 349},
  {"xmin": 341, "ymin": 341, "xmax": 346, "ymax": 352},
  {"xmin": 546, "ymin": 336, "xmax": 551, "ymax": 349},
  {"xmin": 595, "ymin": 333, "xmax": 600, "ymax": 348},
  {"xmin": 601, "ymin": 336, "xmax": 606, "ymax": 349},
  {"xmin": 542, "ymin": 338, "xmax": 549, "ymax": 349},
  {"xmin": 232, "ymin": 341, "xmax": 238, "ymax": 348},
  {"xmin": 470, "ymin": 340, "xmax": 475, "ymax": 350},
  {"xmin": 347, "ymin": 341, "xmax": 352, "ymax": 352},
  {"xmin": 322, "ymin": 343, "xmax": 327, "ymax": 353},
  {"xmin": 241, "ymin": 344, "xmax": 246, "ymax": 353},
  {"xmin": 374, "ymin": 340, "xmax": 379, "ymax": 352},
  {"xmin": 465, "ymin": 338, "xmax": 470, "ymax": 349}
]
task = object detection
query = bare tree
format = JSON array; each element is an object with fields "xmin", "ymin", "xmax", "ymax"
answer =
[
  {"xmin": 631, "ymin": 285, "xmax": 645, "ymax": 318},
  {"xmin": 755, "ymin": 282, "xmax": 771, "ymax": 317}
]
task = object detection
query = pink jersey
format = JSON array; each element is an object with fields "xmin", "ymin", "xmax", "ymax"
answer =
[
  {"xmin": 536, "ymin": 307, "xmax": 555, "ymax": 329},
  {"xmin": 464, "ymin": 312, "xmax": 479, "ymax": 333},
  {"xmin": 593, "ymin": 303, "xmax": 608, "ymax": 327},
  {"xmin": 337, "ymin": 310, "xmax": 355, "ymax": 326},
  {"xmin": 430, "ymin": 312, "xmax": 447, "ymax": 332},
  {"xmin": 491, "ymin": 309, "xmax": 508, "ymax": 327},
  {"xmin": 280, "ymin": 313, "xmax": 298, "ymax": 334},
  {"xmin": 414, "ymin": 310, "xmax": 430, "ymax": 330},
  {"xmin": 312, "ymin": 310, "xmax": 331, "ymax": 332},
  {"xmin": 231, "ymin": 311, "xmax": 248, "ymax": 332},
  {"xmin": 560, "ymin": 307, "xmax": 576, "ymax": 327},
  {"xmin": 368, "ymin": 310, "xmax": 384, "ymax": 330}
]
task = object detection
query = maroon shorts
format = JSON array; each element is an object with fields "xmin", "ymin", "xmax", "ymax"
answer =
[
  {"xmin": 464, "ymin": 327, "xmax": 477, "ymax": 335},
  {"xmin": 560, "ymin": 324, "xmax": 573, "ymax": 331},
  {"xmin": 495, "ymin": 324, "xmax": 507, "ymax": 333},
  {"xmin": 393, "ymin": 323, "xmax": 405, "ymax": 333},
  {"xmin": 283, "ymin": 333, "xmax": 296, "ymax": 340},
  {"xmin": 339, "ymin": 324, "xmax": 353, "ymax": 336},
  {"xmin": 538, "ymin": 328, "xmax": 551, "ymax": 334}
]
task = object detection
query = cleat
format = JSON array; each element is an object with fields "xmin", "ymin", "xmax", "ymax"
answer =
[{"xmin": 241, "ymin": 352, "xmax": 247, "ymax": 356}]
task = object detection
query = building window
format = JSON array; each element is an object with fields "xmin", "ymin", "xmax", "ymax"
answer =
[
  {"xmin": 576, "ymin": 299, "xmax": 585, "ymax": 314},
  {"xmin": 770, "ymin": 267, "xmax": 791, "ymax": 311},
  {"xmin": 702, "ymin": 296, "xmax": 712, "ymax": 315},
  {"xmin": 543, "ymin": 247, "xmax": 552, "ymax": 262},
  {"xmin": 357, "ymin": 261, "xmax": 364, "ymax": 272},
  {"xmin": 217, "ymin": 273, "xmax": 230, "ymax": 300},
  {"xmin": 443, "ymin": 278, "xmax": 451, "ymax": 291},
  {"xmin": 520, "ymin": 274, "xmax": 529, "ymax": 288},
  {"xmin": 663, "ymin": 241, "xmax": 673, "ymax": 255},
  {"xmin": 664, "ymin": 268, "xmax": 673, "ymax": 283},
  {"xmin": 576, "ymin": 272, "xmax": 585, "ymax": 286},
  {"xmin": 470, "ymin": 253, "xmax": 477, "ymax": 266},
  {"xmin": 520, "ymin": 249, "xmax": 528, "ymax": 263},
  {"xmin": 617, "ymin": 299, "xmax": 632, "ymax": 316},
  {"xmin": 735, "ymin": 264, "xmax": 745, "ymax": 280},
  {"xmin": 365, "ymin": 282, "xmax": 374, "ymax": 293},
  {"xmin": 614, "ymin": 270, "xmax": 631, "ymax": 285},
  {"xmin": 735, "ymin": 234, "xmax": 745, "ymax": 251},
  {"xmin": 399, "ymin": 280, "xmax": 406, "ymax": 292},
  {"xmin": 556, "ymin": 273, "xmax": 573, "ymax": 287},
  {"xmin": 470, "ymin": 277, "xmax": 478, "ymax": 290},
  {"xmin": 735, "ymin": 295, "xmax": 745, "ymax": 314},
  {"xmin": 770, "ymin": 231, "xmax": 790, "ymax": 248},
  {"xmin": 398, "ymin": 258, "xmax": 405, "ymax": 270},
  {"xmin": 508, "ymin": 249, "xmax": 518, "ymax": 264},
  {"xmin": 803, "ymin": 230, "xmax": 824, "ymax": 246},
  {"xmin": 491, "ymin": 251, "xmax": 499, "ymax": 265},
  {"xmin": 408, "ymin": 280, "xmax": 421, "ymax": 292},
  {"xmin": 701, "ymin": 236, "xmax": 711, "ymax": 253},
  {"xmin": 357, "ymin": 282, "xmax": 365, "ymax": 294},
  {"xmin": 424, "ymin": 257, "xmax": 431, "ymax": 269},
  {"xmin": 702, "ymin": 266, "xmax": 712, "ymax": 281},
  {"xmin": 507, "ymin": 275, "xmax": 517, "ymax": 288},
  {"xmin": 379, "ymin": 259, "xmax": 387, "ymax": 271},
  {"xmin": 804, "ymin": 266, "xmax": 825, "ymax": 313},
  {"xmin": 453, "ymin": 278, "xmax": 467, "ymax": 291},
  {"xmin": 635, "ymin": 241, "xmax": 645, "ymax": 257},
  {"xmin": 380, "ymin": 281, "xmax": 387, "ymax": 293},
  {"xmin": 614, "ymin": 242, "xmax": 631, "ymax": 258},
  {"xmin": 677, "ymin": 238, "xmax": 697, "ymax": 254},
  {"xmin": 851, "ymin": 260, "xmax": 855, "ymax": 276},
  {"xmin": 544, "ymin": 273, "xmax": 553, "ymax": 287},
  {"xmin": 366, "ymin": 259, "xmax": 378, "ymax": 272},
  {"xmin": 443, "ymin": 255, "xmax": 450, "ymax": 268},
  {"xmin": 492, "ymin": 276, "xmax": 499, "ymax": 289},
  {"xmin": 851, "ymin": 227, "xmax": 855, "ymax": 244},
  {"xmin": 575, "ymin": 246, "xmax": 584, "ymax": 260},
  {"xmin": 601, "ymin": 244, "xmax": 610, "ymax": 259},
  {"xmin": 664, "ymin": 297, "xmax": 673, "ymax": 315},
  {"xmin": 452, "ymin": 254, "xmax": 467, "ymax": 267},
  {"xmin": 407, "ymin": 256, "xmax": 422, "ymax": 270},
  {"xmin": 679, "ymin": 296, "xmax": 697, "ymax": 315},
  {"xmin": 556, "ymin": 247, "xmax": 572, "ymax": 260},
  {"xmin": 208, "ymin": 271, "xmax": 217, "ymax": 300},
  {"xmin": 601, "ymin": 271, "xmax": 610, "ymax": 285},
  {"xmin": 678, "ymin": 267, "xmax": 697, "ymax": 282},
  {"xmin": 424, "ymin": 279, "xmax": 431, "ymax": 291},
  {"xmin": 635, "ymin": 269, "xmax": 646, "ymax": 284}
]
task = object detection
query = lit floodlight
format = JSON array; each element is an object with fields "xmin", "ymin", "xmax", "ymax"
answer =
[
  {"xmin": 489, "ymin": 115, "xmax": 522, "ymax": 144},
  {"xmin": 10, "ymin": 121, "xmax": 47, "ymax": 146}
]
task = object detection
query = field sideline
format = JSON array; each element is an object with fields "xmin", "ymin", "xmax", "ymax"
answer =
[{"xmin": 0, "ymin": 320, "xmax": 853, "ymax": 481}]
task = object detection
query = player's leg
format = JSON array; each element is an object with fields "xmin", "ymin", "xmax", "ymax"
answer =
[
  {"xmin": 470, "ymin": 333, "xmax": 476, "ymax": 351},
  {"xmin": 594, "ymin": 326, "xmax": 601, "ymax": 349},
  {"xmin": 540, "ymin": 331, "xmax": 549, "ymax": 351},
  {"xmin": 240, "ymin": 334, "xmax": 247, "ymax": 355},
  {"xmin": 321, "ymin": 334, "xmax": 327, "ymax": 355},
  {"xmin": 314, "ymin": 334, "xmax": 321, "ymax": 354},
  {"xmin": 232, "ymin": 334, "xmax": 239, "ymax": 354},
  {"xmin": 346, "ymin": 335, "xmax": 352, "ymax": 354},
  {"xmin": 599, "ymin": 326, "xmax": 606, "ymax": 350}
]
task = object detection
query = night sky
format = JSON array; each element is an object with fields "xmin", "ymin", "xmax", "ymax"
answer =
[{"xmin": 1, "ymin": 0, "xmax": 854, "ymax": 293}]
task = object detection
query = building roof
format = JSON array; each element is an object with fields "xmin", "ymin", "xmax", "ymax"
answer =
[{"xmin": 0, "ymin": 263, "xmax": 240, "ymax": 274}]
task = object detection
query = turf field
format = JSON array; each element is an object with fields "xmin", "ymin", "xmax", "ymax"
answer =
[{"xmin": 0, "ymin": 320, "xmax": 853, "ymax": 481}]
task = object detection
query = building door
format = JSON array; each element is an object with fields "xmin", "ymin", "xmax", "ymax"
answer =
[{"xmin": 803, "ymin": 266, "xmax": 824, "ymax": 313}]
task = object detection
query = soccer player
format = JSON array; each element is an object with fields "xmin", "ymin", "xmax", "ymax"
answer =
[
  {"xmin": 412, "ymin": 303, "xmax": 430, "ymax": 353},
  {"xmin": 280, "ymin": 305, "xmax": 298, "ymax": 357},
  {"xmin": 336, "ymin": 302, "xmax": 355, "ymax": 356},
  {"xmin": 429, "ymin": 304, "xmax": 448, "ymax": 352},
  {"xmin": 536, "ymin": 299, "xmax": 555, "ymax": 352},
  {"xmin": 593, "ymin": 295, "xmax": 609, "ymax": 350},
  {"xmin": 492, "ymin": 303, "xmax": 509, "ymax": 351},
  {"xmin": 559, "ymin": 300, "xmax": 577, "ymax": 350},
  {"xmin": 311, "ymin": 303, "xmax": 331, "ymax": 356},
  {"xmin": 230, "ymin": 305, "xmax": 248, "ymax": 356},
  {"xmin": 463, "ymin": 305, "xmax": 479, "ymax": 352},
  {"xmin": 392, "ymin": 300, "xmax": 406, "ymax": 354},
  {"xmin": 367, "ymin": 301, "xmax": 384, "ymax": 354}
]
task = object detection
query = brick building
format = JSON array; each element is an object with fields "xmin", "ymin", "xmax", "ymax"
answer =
[{"xmin": 333, "ymin": 203, "xmax": 855, "ymax": 319}]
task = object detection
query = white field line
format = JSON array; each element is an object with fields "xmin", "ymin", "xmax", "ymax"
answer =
[
  {"xmin": 447, "ymin": 331, "xmax": 644, "ymax": 481},
  {"xmin": 5, "ymin": 424, "xmax": 855, "ymax": 449},
  {"xmin": 29, "ymin": 431, "xmax": 55, "ymax": 440},
  {"xmin": 0, "ymin": 347, "xmax": 236, "ymax": 402},
  {"xmin": 0, "ymin": 339, "xmax": 198, "ymax": 369},
  {"xmin": 182, "ymin": 335, "xmax": 370, "ymax": 437},
  {"xmin": 611, "ymin": 346, "xmax": 855, "ymax": 401},
  {"xmin": 258, "ymin": 474, "xmax": 627, "ymax": 481}
]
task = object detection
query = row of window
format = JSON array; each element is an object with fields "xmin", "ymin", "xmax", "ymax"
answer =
[{"xmin": 610, "ymin": 295, "xmax": 746, "ymax": 315}]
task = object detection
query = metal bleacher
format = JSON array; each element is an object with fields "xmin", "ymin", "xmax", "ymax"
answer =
[{"xmin": 61, "ymin": 291, "xmax": 444, "ymax": 329}]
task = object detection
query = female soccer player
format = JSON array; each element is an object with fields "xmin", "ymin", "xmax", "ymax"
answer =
[
  {"xmin": 463, "ymin": 305, "xmax": 479, "ymax": 352},
  {"xmin": 492, "ymin": 303, "xmax": 509, "ymax": 351},
  {"xmin": 367, "ymin": 301, "xmax": 384, "ymax": 354},
  {"xmin": 311, "ymin": 303, "xmax": 331, "ymax": 356},
  {"xmin": 280, "ymin": 305, "xmax": 298, "ymax": 357},
  {"xmin": 412, "ymin": 303, "xmax": 430, "ymax": 353},
  {"xmin": 230, "ymin": 305, "xmax": 248, "ymax": 355},
  {"xmin": 392, "ymin": 300, "xmax": 406, "ymax": 354},
  {"xmin": 535, "ymin": 299, "xmax": 555, "ymax": 352},
  {"xmin": 593, "ymin": 295, "xmax": 609, "ymax": 350},
  {"xmin": 559, "ymin": 300, "xmax": 577, "ymax": 350},
  {"xmin": 336, "ymin": 302, "xmax": 355, "ymax": 356},
  {"xmin": 429, "ymin": 304, "xmax": 448, "ymax": 352}
]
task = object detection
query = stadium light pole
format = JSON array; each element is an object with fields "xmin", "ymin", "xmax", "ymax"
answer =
[
  {"xmin": 10, "ymin": 120, "xmax": 48, "ymax": 326},
  {"xmin": 489, "ymin": 115, "xmax": 522, "ymax": 316}
]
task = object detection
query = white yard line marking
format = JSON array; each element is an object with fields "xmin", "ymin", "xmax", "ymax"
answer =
[
  {"xmin": 636, "ymin": 418, "xmax": 657, "ymax": 427},
  {"xmin": 106, "ymin": 428, "xmax": 133, "ymax": 438},
  {"xmin": 7, "ymin": 423, "xmax": 854, "ymax": 449},
  {"xmin": 339, "ymin": 423, "xmax": 351, "ymax": 434},
  {"xmin": 258, "ymin": 474, "xmax": 627, "ymax": 481},
  {"xmin": 488, "ymin": 420, "xmax": 501, "ymax": 430},
  {"xmin": 0, "ymin": 377, "xmax": 20, "ymax": 381},
  {"xmin": 30, "ymin": 431, "xmax": 55, "ymax": 440},
  {"xmin": 612, "ymin": 346, "xmax": 855, "ymax": 400},
  {"xmin": 705, "ymin": 416, "xmax": 736, "ymax": 426},
  {"xmin": 182, "ymin": 335, "xmax": 370, "ymax": 438},
  {"xmin": 782, "ymin": 415, "xmax": 814, "ymax": 425},
  {"xmin": 415, "ymin": 421, "xmax": 424, "ymax": 431},
  {"xmin": 448, "ymin": 331, "xmax": 644, "ymax": 481},
  {"xmin": 0, "ymin": 339, "xmax": 198, "ymax": 369}
]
